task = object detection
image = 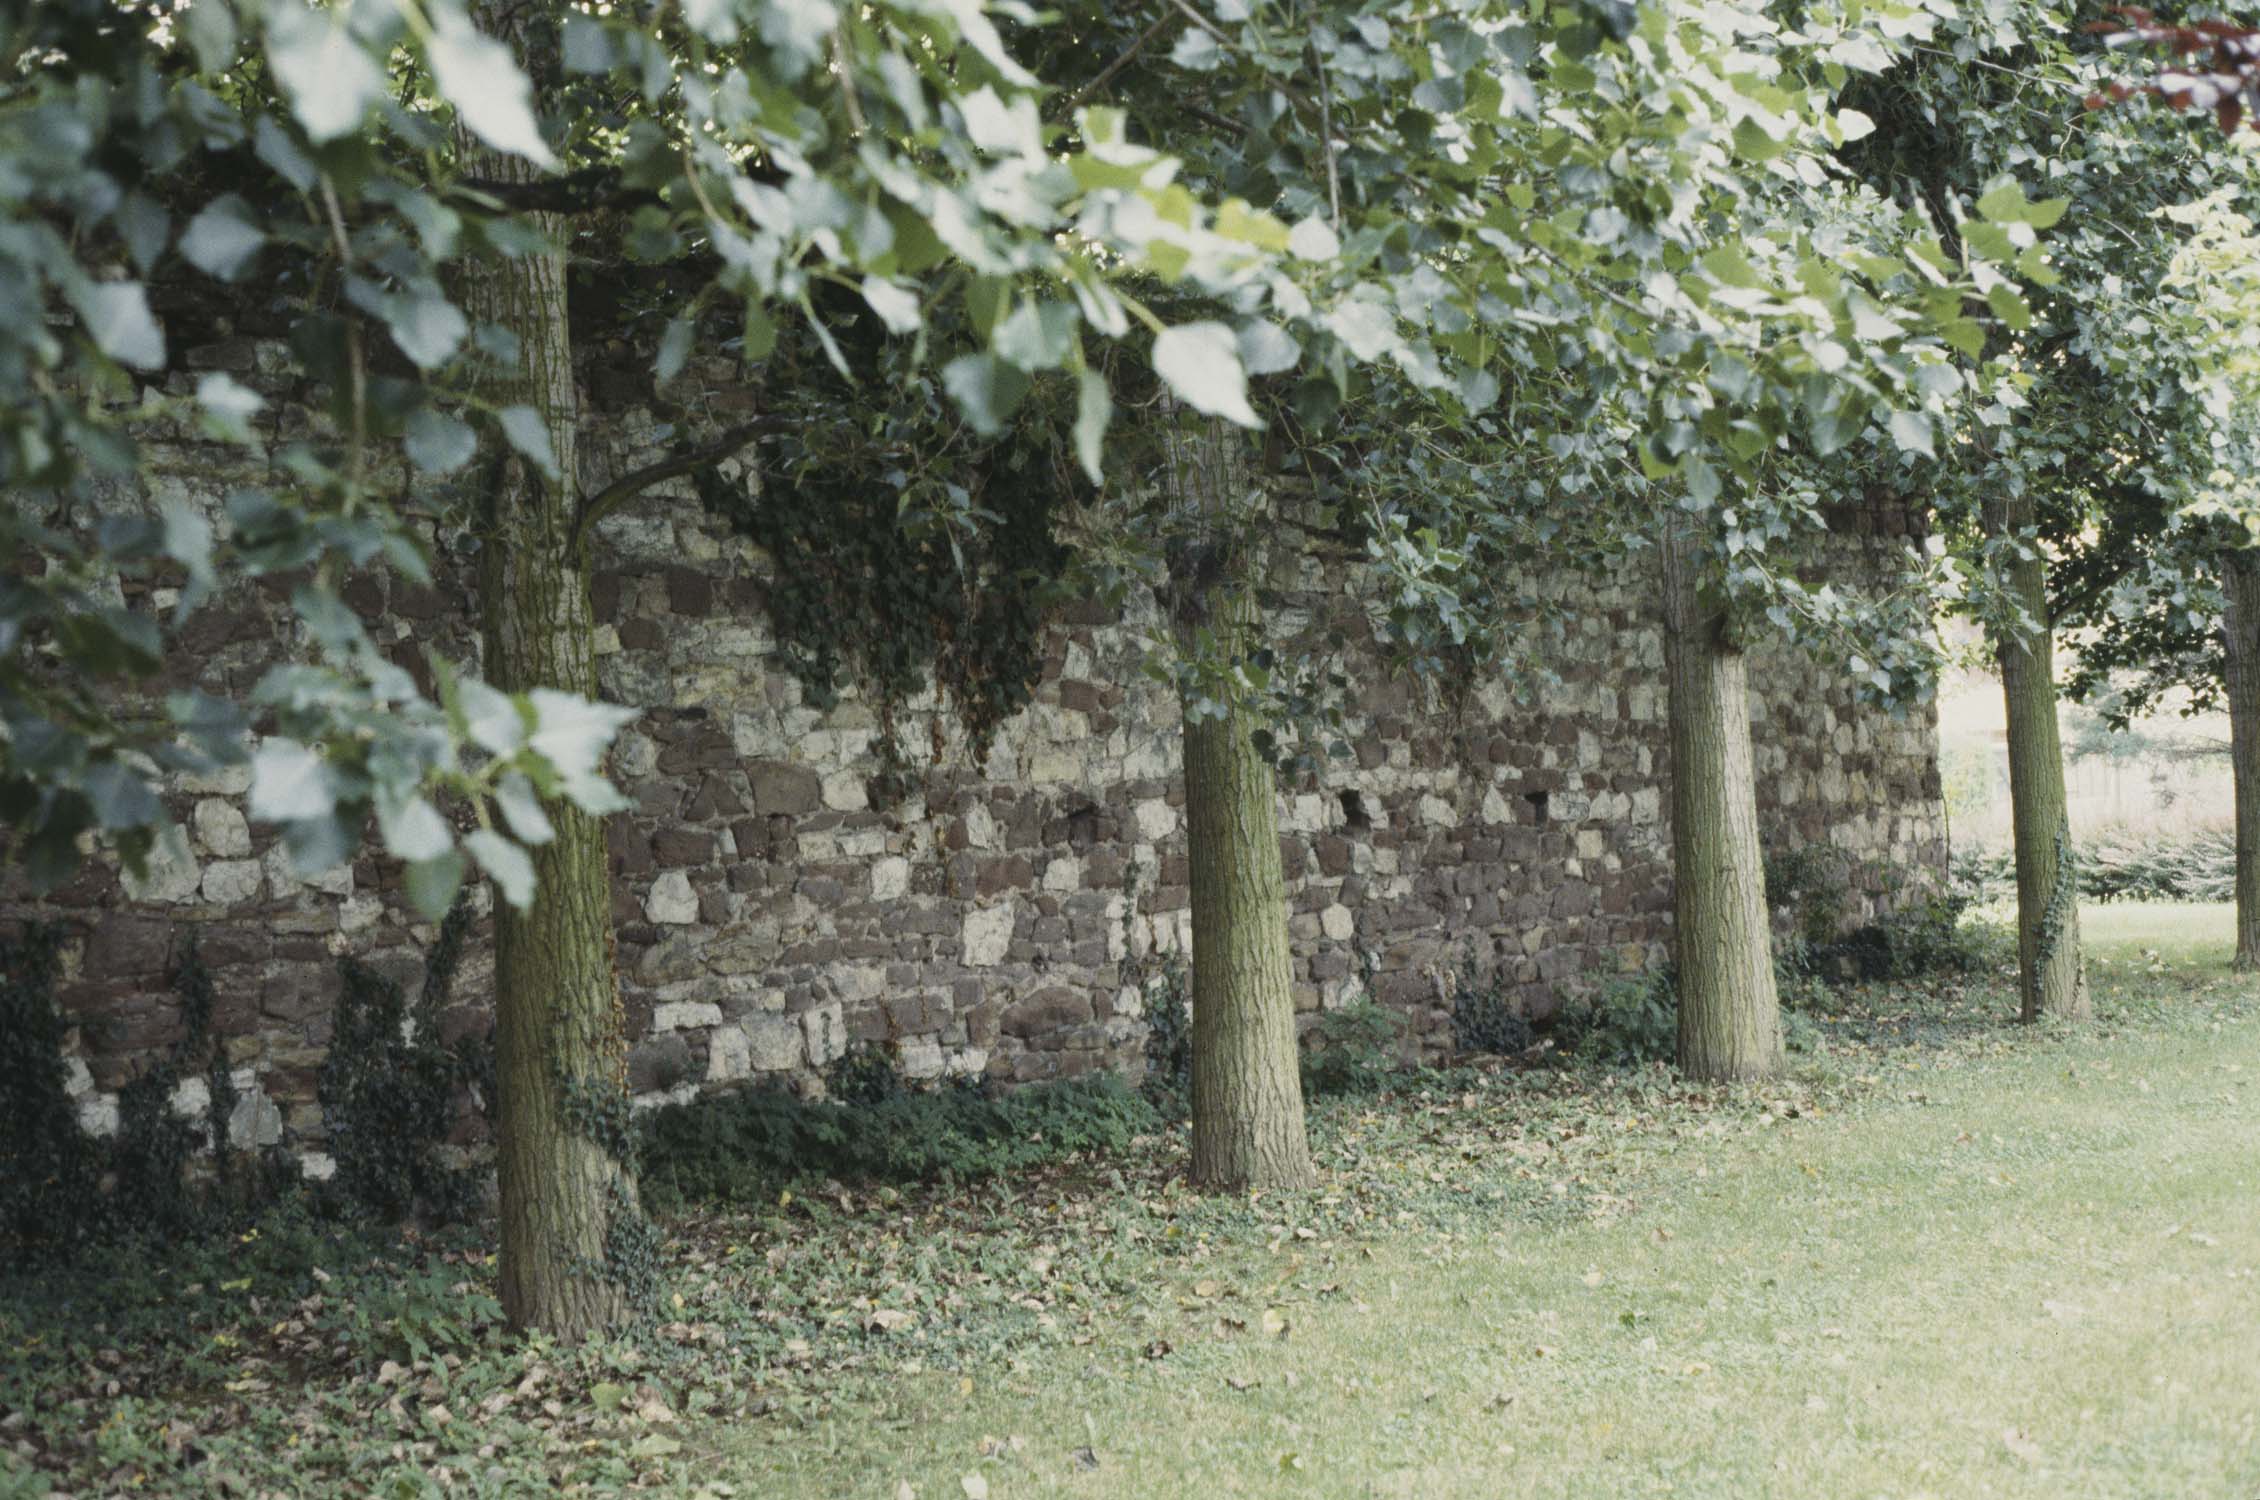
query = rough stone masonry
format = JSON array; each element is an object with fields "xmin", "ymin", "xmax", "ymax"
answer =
[{"xmin": 4, "ymin": 349, "xmax": 1947, "ymax": 1173}]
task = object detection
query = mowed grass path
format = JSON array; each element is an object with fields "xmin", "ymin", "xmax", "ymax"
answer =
[{"xmin": 735, "ymin": 907, "xmax": 2260, "ymax": 1499}]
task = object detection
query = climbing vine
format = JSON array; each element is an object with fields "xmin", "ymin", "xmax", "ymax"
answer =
[
  {"xmin": 698, "ymin": 313, "xmax": 1081, "ymax": 802},
  {"xmin": 2, "ymin": 926, "xmax": 284, "ymax": 1265},
  {"xmin": 556, "ymin": 1066, "xmax": 662, "ymax": 1310},
  {"xmin": 2034, "ymin": 814, "xmax": 2082, "ymax": 977},
  {"xmin": 1, "ymin": 925, "xmax": 93, "ymax": 1268},
  {"xmin": 318, "ymin": 900, "xmax": 492, "ymax": 1225}
]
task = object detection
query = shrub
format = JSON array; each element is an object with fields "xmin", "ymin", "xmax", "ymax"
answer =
[
  {"xmin": 1300, "ymin": 998, "xmax": 1401, "ymax": 1096},
  {"xmin": 1954, "ymin": 826, "xmax": 2234, "ymax": 907},
  {"xmin": 824, "ymin": 1040, "xmax": 909, "ymax": 1106},
  {"xmin": 1764, "ymin": 844, "xmax": 1848, "ymax": 950},
  {"xmin": 1449, "ymin": 972, "xmax": 1535, "ymax": 1057},
  {"xmin": 2078, "ymin": 824, "xmax": 2235, "ymax": 904},
  {"xmin": 637, "ymin": 1072, "xmax": 1160, "ymax": 1213},
  {"xmin": 1819, "ymin": 893, "xmax": 2007, "ymax": 983},
  {"xmin": 1554, "ymin": 968, "xmax": 1678, "ymax": 1067}
]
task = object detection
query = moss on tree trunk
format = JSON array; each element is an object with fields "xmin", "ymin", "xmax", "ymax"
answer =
[
  {"xmin": 458, "ymin": 48, "xmax": 639, "ymax": 1338},
  {"xmin": 1660, "ymin": 520, "xmax": 1781, "ymax": 1083},
  {"xmin": 1987, "ymin": 493, "xmax": 2089, "ymax": 1022},
  {"xmin": 2222, "ymin": 546, "xmax": 2260, "ymax": 972}
]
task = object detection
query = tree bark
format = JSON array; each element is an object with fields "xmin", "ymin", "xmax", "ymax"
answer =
[
  {"xmin": 458, "ymin": 30, "xmax": 638, "ymax": 1338},
  {"xmin": 2222, "ymin": 546, "xmax": 2260, "ymax": 971},
  {"xmin": 1987, "ymin": 492, "xmax": 2089, "ymax": 1022},
  {"xmin": 1164, "ymin": 421, "xmax": 1315, "ymax": 1191},
  {"xmin": 1659, "ymin": 519, "xmax": 1781, "ymax": 1082}
]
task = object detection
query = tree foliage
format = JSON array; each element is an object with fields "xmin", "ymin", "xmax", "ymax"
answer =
[{"xmin": 1, "ymin": 0, "xmax": 2069, "ymax": 922}]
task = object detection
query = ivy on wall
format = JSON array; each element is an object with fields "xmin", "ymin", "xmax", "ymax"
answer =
[
  {"xmin": 698, "ymin": 311, "xmax": 1081, "ymax": 801},
  {"xmin": 318, "ymin": 900, "xmax": 492, "ymax": 1225},
  {"xmin": 1, "ymin": 904, "xmax": 497, "ymax": 1268},
  {"xmin": 1, "ymin": 927, "xmax": 287, "ymax": 1265},
  {"xmin": 1, "ymin": 926, "xmax": 94, "ymax": 1267}
]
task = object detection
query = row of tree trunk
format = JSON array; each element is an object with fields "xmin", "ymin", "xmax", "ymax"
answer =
[{"xmin": 452, "ymin": 20, "xmax": 2245, "ymax": 1321}]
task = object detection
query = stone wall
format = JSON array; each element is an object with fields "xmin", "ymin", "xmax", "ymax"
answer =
[{"xmin": 3, "ymin": 347, "xmax": 1947, "ymax": 1172}]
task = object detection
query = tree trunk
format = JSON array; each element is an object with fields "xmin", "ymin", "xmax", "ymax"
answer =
[
  {"xmin": 1164, "ymin": 421, "xmax": 1315, "ymax": 1191},
  {"xmin": 1659, "ymin": 519, "xmax": 1781, "ymax": 1082},
  {"xmin": 2222, "ymin": 546, "xmax": 2260, "ymax": 971},
  {"xmin": 458, "ymin": 38, "xmax": 639, "ymax": 1338},
  {"xmin": 1987, "ymin": 493, "xmax": 2088, "ymax": 1022}
]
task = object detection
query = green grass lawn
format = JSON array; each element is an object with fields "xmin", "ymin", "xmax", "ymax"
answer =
[
  {"xmin": 724, "ymin": 904, "xmax": 2260, "ymax": 1499},
  {"xmin": 2083, "ymin": 900, "xmax": 2240, "ymax": 968},
  {"xmin": 5, "ymin": 904, "xmax": 2254, "ymax": 1498}
]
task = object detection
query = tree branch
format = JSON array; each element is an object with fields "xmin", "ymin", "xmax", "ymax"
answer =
[
  {"xmin": 1055, "ymin": 12, "xmax": 1178, "ymax": 118},
  {"xmin": 572, "ymin": 417, "xmax": 785, "ymax": 544},
  {"xmin": 451, "ymin": 158, "xmax": 784, "ymax": 216}
]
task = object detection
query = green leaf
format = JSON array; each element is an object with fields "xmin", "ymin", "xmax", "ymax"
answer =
[
  {"xmin": 252, "ymin": 115, "xmax": 318, "ymax": 192},
  {"xmin": 1940, "ymin": 318, "xmax": 1984, "ymax": 358},
  {"xmin": 1153, "ymin": 323, "xmax": 1258, "ymax": 428},
  {"xmin": 941, "ymin": 353, "xmax": 1031, "ymax": 435},
  {"xmin": 861, "ymin": 279, "xmax": 923, "ymax": 334},
  {"xmin": 498, "ymin": 406, "xmax": 561, "ymax": 479},
  {"xmin": 376, "ymin": 792, "xmax": 454, "ymax": 862},
  {"xmin": 405, "ymin": 851, "xmax": 467, "ymax": 920},
  {"xmin": 1237, "ymin": 321, "xmax": 1301, "ymax": 377},
  {"xmin": 656, "ymin": 316, "xmax": 695, "ymax": 380},
  {"xmin": 1287, "ymin": 217, "xmax": 1341, "ymax": 262},
  {"xmin": 1169, "ymin": 25, "xmax": 1222, "ymax": 70},
  {"xmin": 526, "ymin": 689, "xmax": 636, "ymax": 803},
  {"xmin": 195, "ymin": 373, "xmax": 264, "ymax": 440},
  {"xmin": 115, "ymin": 193, "xmax": 170, "ymax": 275},
  {"xmin": 159, "ymin": 494, "xmax": 218, "ymax": 615},
  {"xmin": 265, "ymin": 3, "xmax": 385, "ymax": 144},
  {"xmin": 1975, "ymin": 178, "xmax": 2065, "ymax": 228},
  {"xmin": 182, "ymin": 0, "xmax": 239, "ymax": 72},
  {"xmin": 1074, "ymin": 368, "xmax": 1110, "ymax": 485},
  {"xmin": 741, "ymin": 303, "xmax": 777, "ymax": 362},
  {"xmin": 248, "ymin": 739, "xmax": 331, "ymax": 823},
  {"xmin": 180, "ymin": 197, "xmax": 264, "ymax": 281},
  {"xmin": 494, "ymin": 772, "xmax": 556, "ymax": 845},
  {"xmin": 427, "ymin": 14, "xmax": 559, "ymax": 169},
  {"xmin": 1985, "ymin": 284, "xmax": 2032, "ymax": 332},
  {"xmin": 681, "ymin": 0, "xmax": 740, "ymax": 43},
  {"xmin": 386, "ymin": 290, "xmax": 469, "ymax": 370},
  {"xmin": 83, "ymin": 761, "xmax": 162, "ymax": 832},
  {"xmin": 994, "ymin": 300, "xmax": 1078, "ymax": 371},
  {"xmin": 1700, "ymin": 246, "xmax": 1762, "ymax": 291},
  {"xmin": 1961, "ymin": 221, "xmax": 2016, "ymax": 265},
  {"xmin": 458, "ymin": 678, "xmax": 527, "ymax": 756},
  {"xmin": 406, "ymin": 409, "xmax": 477, "ymax": 475},
  {"xmin": 1215, "ymin": 200, "xmax": 1289, "ymax": 252},
  {"xmin": 1887, "ymin": 409, "xmax": 1935, "ymax": 458},
  {"xmin": 1732, "ymin": 117, "xmax": 1786, "ymax": 162},
  {"xmin": 465, "ymin": 830, "xmax": 536, "ymax": 909},
  {"xmin": 68, "ymin": 280, "xmax": 165, "ymax": 370}
]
